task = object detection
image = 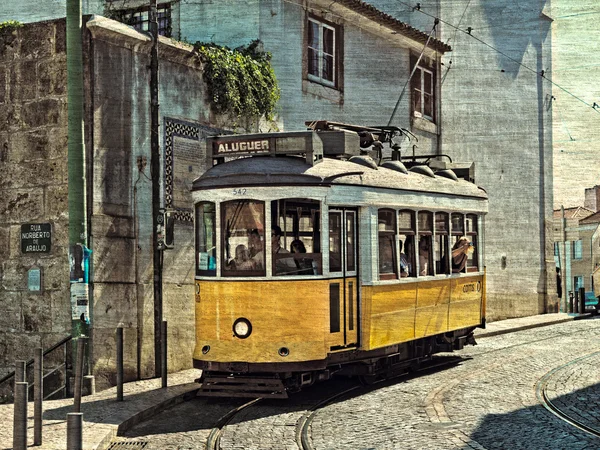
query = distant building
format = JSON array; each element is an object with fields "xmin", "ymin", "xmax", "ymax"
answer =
[{"xmin": 553, "ymin": 206, "xmax": 598, "ymax": 307}]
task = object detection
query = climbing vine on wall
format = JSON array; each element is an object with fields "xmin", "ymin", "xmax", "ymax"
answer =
[
  {"xmin": 0, "ymin": 20, "xmax": 22, "ymax": 45},
  {"xmin": 193, "ymin": 40, "xmax": 280, "ymax": 120}
]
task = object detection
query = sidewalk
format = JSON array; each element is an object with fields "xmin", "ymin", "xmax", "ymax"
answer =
[
  {"xmin": 0, "ymin": 313, "xmax": 593, "ymax": 450},
  {"xmin": 473, "ymin": 312, "xmax": 588, "ymax": 338},
  {"xmin": 0, "ymin": 369, "xmax": 200, "ymax": 450}
]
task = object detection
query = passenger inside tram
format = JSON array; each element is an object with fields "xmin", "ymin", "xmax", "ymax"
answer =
[
  {"xmin": 399, "ymin": 240, "xmax": 409, "ymax": 278},
  {"xmin": 452, "ymin": 237, "xmax": 474, "ymax": 273},
  {"xmin": 248, "ymin": 229, "xmax": 264, "ymax": 269},
  {"xmin": 419, "ymin": 237, "xmax": 431, "ymax": 276},
  {"xmin": 231, "ymin": 244, "xmax": 254, "ymax": 270},
  {"xmin": 272, "ymin": 226, "xmax": 297, "ymax": 275},
  {"xmin": 291, "ymin": 239, "xmax": 315, "ymax": 275}
]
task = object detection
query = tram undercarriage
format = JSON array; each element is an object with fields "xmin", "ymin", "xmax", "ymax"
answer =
[{"xmin": 196, "ymin": 328, "xmax": 477, "ymax": 398}]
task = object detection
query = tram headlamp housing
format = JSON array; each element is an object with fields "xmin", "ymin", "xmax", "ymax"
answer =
[{"xmin": 233, "ymin": 318, "xmax": 252, "ymax": 339}]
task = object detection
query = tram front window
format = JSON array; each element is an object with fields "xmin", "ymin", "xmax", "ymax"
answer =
[
  {"xmin": 195, "ymin": 202, "xmax": 216, "ymax": 276},
  {"xmin": 221, "ymin": 200, "xmax": 265, "ymax": 277},
  {"xmin": 272, "ymin": 199, "xmax": 322, "ymax": 276}
]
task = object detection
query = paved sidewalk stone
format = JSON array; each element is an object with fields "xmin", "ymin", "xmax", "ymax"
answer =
[{"xmin": 0, "ymin": 369, "xmax": 199, "ymax": 450}]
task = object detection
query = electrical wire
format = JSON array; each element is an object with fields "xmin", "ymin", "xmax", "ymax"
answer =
[{"xmin": 395, "ymin": 0, "xmax": 600, "ymax": 115}]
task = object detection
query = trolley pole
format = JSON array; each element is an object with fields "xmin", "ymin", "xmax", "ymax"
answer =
[{"xmin": 149, "ymin": 0, "xmax": 163, "ymax": 378}]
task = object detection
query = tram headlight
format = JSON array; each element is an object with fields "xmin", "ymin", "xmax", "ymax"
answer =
[{"xmin": 233, "ymin": 318, "xmax": 252, "ymax": 339}]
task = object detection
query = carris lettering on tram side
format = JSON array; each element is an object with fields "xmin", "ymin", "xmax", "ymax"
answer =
[{"xmin": 21, "ymin": 223, "xmax": 52, "ymax": 254}]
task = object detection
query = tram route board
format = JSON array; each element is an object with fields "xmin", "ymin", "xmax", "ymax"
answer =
[{"xmin": 21, "ymin": 223, "xmax": 52, "ymax": 253}]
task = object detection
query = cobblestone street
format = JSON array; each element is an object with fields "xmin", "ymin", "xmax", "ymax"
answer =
[{"xmin": 111, "ymin": 318, "xmax": 600, "ymax": 449}]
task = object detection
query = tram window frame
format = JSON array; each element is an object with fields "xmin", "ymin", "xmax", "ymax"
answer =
[
  {"xmin": 329, "ymin": 211, "xmax": 343, "ymax": 273},
  {"xmin": 417, "ymin": 211, "xmax": 434, "ymax": 276},
  {"xmin": 450, "ymin": 213, "xmax": 466, "ymax": 273},
  {"xmin": 466, "ymin": 214, "xmax": 479, "ymax": 272},
  {"xmin": 434, "ymin": 212, "xmax": 450, "ymax": 275},
  {"xmin": 271, "ymin": 199, "xmax": 322, "ymax": 276},
  {"xmin": 220, "ymin": 199, "xmax": 266, "ymax": 277},
  {"xmin": 378, "ymin": 209, "xmax": 398, "ymax": 280},
  {"xmin": 195, "ymin": 202, "xmax": 216, "ymax": 277},
  {"xmin": 398, "ymin": 210, "xmax": 416, "ymax": 278}
]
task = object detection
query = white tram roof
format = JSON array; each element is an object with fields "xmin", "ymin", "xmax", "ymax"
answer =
[{"xmin": 192, "ymin": 156, "xmax": 488, "ymax": 201}]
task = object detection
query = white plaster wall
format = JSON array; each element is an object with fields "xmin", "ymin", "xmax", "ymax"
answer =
[
  {"xmin": 0, "ymin": 0, "xmax": 104, "ymax": 23},
  {"xmin": 551, "ymin": 0, "xmax": 600, "ymax": 209},
  {"xmin": 368, "ymin": 0, "xmax": 555, "ymax": 318}
]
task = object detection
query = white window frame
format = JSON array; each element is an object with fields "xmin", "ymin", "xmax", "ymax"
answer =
[
  {"xmin": 573, "ymin": 239, "xmax": 583, "ymax": 260},
  {"xmin": 413, "ymin": 65, "xmax": 435, "ymax": 121},
  {"xmin": 307, "ymin": 18, "xmax": 336, "ymax": 88}
]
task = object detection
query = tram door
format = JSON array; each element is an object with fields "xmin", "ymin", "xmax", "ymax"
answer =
[{"xmin": 328, "ymin": 208, "xmax": 358, "ymax": 349}]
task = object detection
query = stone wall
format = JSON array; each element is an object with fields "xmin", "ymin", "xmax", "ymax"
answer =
[
  {"xmin": 0, "ymin": 20, "xmax": 70, "ymax": 376},
  {"xmin": 0, "ymin": 16, "xmax": 244, "ymax": 386}
]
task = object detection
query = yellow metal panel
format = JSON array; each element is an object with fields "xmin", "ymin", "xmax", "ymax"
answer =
[
  {"xmin": 362, "ymin": 284, "xmax": 417, "ymax": 350},
  {"xmin": 415, "ymin": 280, "xmax": 450, "ymax": 338},
  {"xmin": 370, "ymin": 283, "xmax": 417, "ymax": 315},
  {"xmin": 448, "ymin": 300, "xmax": 481, "ymax": 330},
  {"xmin": 447, "ymin": 275, "xmax": 484, "ymax": 330},
  {"xmin": 369, "ymin": 310, "xmax": 416, "ymax": 348},
  {"xmin": 194, "ymin": 279, "xmax": 335, "ymax": 363}
]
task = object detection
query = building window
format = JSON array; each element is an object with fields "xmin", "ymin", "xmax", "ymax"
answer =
[
  {"xmin": 574, "ymin": 275, "xmax": 584, "ymax": 291},
  {"xmin": 573, "ymin": 239, "xmax": 583, "ymax": 260},
  {"xmin": 111, "ymin": 4, "xmax": 172, "ymax": 37},
  {"xmin": 410, "ymin": 54, "xmax": 436, "ymax": 121},
  {"xmin": 307, "ymin": 17, "xmax": 339, "ymax": 88}
]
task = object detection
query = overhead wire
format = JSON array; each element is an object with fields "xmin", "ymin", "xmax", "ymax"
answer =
[{"xmin": 395, "ymin": 0, "xmax": 600, "ymax": 115}]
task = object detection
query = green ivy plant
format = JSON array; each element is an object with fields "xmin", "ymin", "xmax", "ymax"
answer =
[
  {"xmin": 0, "ymin": 20, "xmax": 22, "ymax": 33},
  {"xmin": 193, "ymin": 40, "xmax": 280, "ymax": 121}
]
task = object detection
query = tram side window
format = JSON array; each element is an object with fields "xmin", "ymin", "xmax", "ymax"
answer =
[
  {"xmin": 466, "ymin": 214, "xmax": 479, "ymax": 271},
  {"xmin": 271, "ymin": 199, "xmax": 322, "ymax": 276},
  {"xmin": 378, "ymin": 209, "xmax": 397, "ymax": 280},
  {"xmin": 435, "ymin": 212, "xmax": 449, "ymax": 275},
  {"xmin": 418, "ymin": 211, "xmax": 434, "ymax": 276},
  {"xmin": 195, "ymin": 202, "xmax": 216, "ymax": 276},
  {"xmin": 221, "ymin": 200, "xmax": 265, "ymax": 277},
  {"xmin": 398, "ymin": 210, "xmax": 416, "ymax": 277}
]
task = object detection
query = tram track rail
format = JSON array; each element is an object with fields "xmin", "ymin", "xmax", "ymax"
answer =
[
  {"xmin": 205, "ymin": 398, "xmax": 263, "ymax": 450},
  {"xmin": 536, "ymin": 350, "xmax": 600, "ymax": 439},
  {"xmin": 203, "ymin": 355, "xmax": 466, "ymax": 450}
]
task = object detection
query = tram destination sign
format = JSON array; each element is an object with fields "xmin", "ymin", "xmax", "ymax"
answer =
[
  {"xmin": 21, "ymin": 223, "xmax": 52, "ymax": 253},
  {"xmin": 208, "ymin": 131, "xmax": 324, "ymax": 166},
  {"xmin": 212, "ymin": 137, "xmax": 271, "ymax": 156}
]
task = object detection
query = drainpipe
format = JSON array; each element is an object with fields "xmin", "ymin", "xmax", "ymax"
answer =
[
  {"xmin": 67, "ymin": 0, "xmax": 89, "ymax": 335},
  {"xmin": 149, "ymin": 0, "xmax": 163, "ymax": 378}
]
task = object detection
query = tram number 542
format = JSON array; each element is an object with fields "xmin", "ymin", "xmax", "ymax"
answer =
[{"xmin": 232, "ymin": 188, "xmax": 247, "ymax": 196}]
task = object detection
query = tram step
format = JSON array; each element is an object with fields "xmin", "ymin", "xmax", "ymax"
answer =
[{"xmin": 198, "ymin": 375, "xmax": 288, "ymax": 398}]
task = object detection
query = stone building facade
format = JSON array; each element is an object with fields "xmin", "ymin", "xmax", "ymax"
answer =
[{"xmin": 0, "ymin": 17, "xmax": 246, "ymax": 384}]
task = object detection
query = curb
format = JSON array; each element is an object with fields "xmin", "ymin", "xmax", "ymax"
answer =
[
  {"xmin": 95, "ymin": 385, "xmax": 200, "ymax": 450},
  {"xmin": 475, "ymin": 317, "xmax": 578, "ymax": 339}
]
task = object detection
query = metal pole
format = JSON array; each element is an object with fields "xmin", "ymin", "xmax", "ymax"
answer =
[
  {"xmin": 116, "ymin": 326, "xmax": 123, "ymax": 401},
  {"xmin": 579, "ymin": 287, "xmax": 586, "ymax": 314},
  {"xmin": 149, "ymin": 0, "xmax": 163, "ymax": 379},
  {"xmin": 66, "ymin": 413, "xmax": 83, "ymax": 450},
  {"xmin": 73, "ymin": 338, "xmax": 86, "ymax": 412},
  {"xmin": 574, "ymin": 290, "xmax": 579, "ymax": 314},
  {"xmin": 13, "ymin": 382, "xmax": 28, "ymax": 450},
  {"xmin": 161, "ymin": 321, "xmax": 167, "ymax": 388},
  {"xmin": 34, "ymin": 347, "xmax": 43, "ymax": 445},
  {"xmin": 568, "ymin": 292, "xmax": 573, "ymax": 313},
  {"xmin": 15, "ymin": 360, "xmax": 26, "ymax": 386}
]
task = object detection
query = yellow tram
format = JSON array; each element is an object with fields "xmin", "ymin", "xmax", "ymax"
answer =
[{"xmin": 192, "ymin": 123, "xmax": 488, "ymax": 397}]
